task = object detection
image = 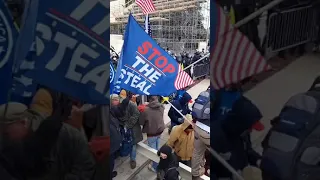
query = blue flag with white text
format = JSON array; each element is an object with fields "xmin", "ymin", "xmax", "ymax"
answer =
[
  {"xmin": 0, "ymin": 0, "xmax": 19, "ymax": 105},
  {"xmin": 20, "ymin": 0, "xmax": 110, "ymax": 104},
  {"xmin": 13, "ymin": 0, "xmax": 39, "ymax": 69},
  {"xmin": 115, "ymin": 15, "xmax": 193, "ymax": 96},
  {"xmin": 11, "ymin": 42, "xmax": 38, "ymax": 105}
]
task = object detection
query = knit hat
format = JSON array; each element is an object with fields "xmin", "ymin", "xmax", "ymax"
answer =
[
  {"xmin": 119, "ymin": 90, "xmax": 127, "ymax": 99},
  {"xmin": 111, "ymin": 94, "xmax": 120, "ymax": 101},
  {"xmin": 0, "ymin": 102, "xmax": 28, "ymax": 124},
  {"xmin": 29, "ymin": 88, "xmax": 53, "ymax": 116}
]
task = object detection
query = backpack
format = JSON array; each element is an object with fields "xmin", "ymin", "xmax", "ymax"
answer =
[
  {"xmin": 157, "ymin": 167, "xmax": 179, "ymax": 180},
  {"xmin": 192, "ymin": 90, "xmax": 210, "ymax": 120},
  {"xmin": 261, "ymin": 90, "xmax": 320, "ymax": 180},
  {"xmin": 163, "ymin": 167, "xmax": 179, "ymax": 180},
  {"xmin": 119, "ymin": 126, "xmax": 133, "ymax": 157}
]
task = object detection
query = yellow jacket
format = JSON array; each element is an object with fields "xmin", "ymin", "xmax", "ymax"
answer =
[
  {"xmin": 30, "ymin": 88, "xmax": 53, "ymax": 117},
  {"xmin": 167, "ymin": 115, "xmax": 194, "ymax": 161}
]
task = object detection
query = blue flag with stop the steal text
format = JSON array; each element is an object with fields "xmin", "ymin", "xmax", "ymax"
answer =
[
  {"xmin": 21, "ymin": 0, "xmax": 110, "ymax": 104},
  {"xmin": 0, "ymin": 0, "xmax": 19, "ymax": 105},
  {"xmin": 115, "ymin": 14, "xmax": 191, "ymax": 96}
]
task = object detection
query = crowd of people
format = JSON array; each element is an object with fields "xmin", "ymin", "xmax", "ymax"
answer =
[
  {"xmin": 110, "ymin": 90, "xmax": 188, "ymax": 179},
  {"xmin": 3, "ymin": 0, "xmax": 320, "ymax": 180},
  {"xmin": 0, "ymin": 87, "xmax": 110, "ymax": 180},
  {"xmin": 109, "ymin": 77, "xmax": 270, "ymax": 180},
  {"xmin": 109, "ymin": 74, "xmax": 320, "ymax": 180},
  {"xmin": 3, "ymin": 71, "xmax": 320, "ymax": 180}
]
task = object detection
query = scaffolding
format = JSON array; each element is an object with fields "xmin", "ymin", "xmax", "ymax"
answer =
[{"xmin": 110, "ymin": 0, "xmax": 210, "ymax": 53}]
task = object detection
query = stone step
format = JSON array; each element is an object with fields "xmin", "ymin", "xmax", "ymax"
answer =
[{"xmin": 114, "ymin": 128, "xmax": 170, "ymax": 180}]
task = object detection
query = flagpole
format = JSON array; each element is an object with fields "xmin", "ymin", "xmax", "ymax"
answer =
[
  {"xmin": 163, "ymin": 97, "xmax": 244, "ymax": 180},
  {"xmin": 145, "ymin": 14, "xmax": 149, "ymax": 34},
  {"xmin": 234, "ymin": 0, "xmax": 285, "ymax": 28}
]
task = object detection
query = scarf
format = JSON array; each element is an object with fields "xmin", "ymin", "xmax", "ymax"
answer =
[{"xmin": 158, "ymin": 145, "xmax": 176, "ymax": 171}]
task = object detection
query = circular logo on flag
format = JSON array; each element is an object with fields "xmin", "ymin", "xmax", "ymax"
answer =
[
  {"xmin": 110, "ymin": 63, "xmax": 114, "ymax": 82},
  {"xmin": 0, "ymin": 10, "xmax": 14, "ymax": 69}
]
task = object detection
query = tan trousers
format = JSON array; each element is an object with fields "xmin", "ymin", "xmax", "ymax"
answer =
[{"xmin": 191, "ymin": 131, "xmax": 209, "ymax": 177}]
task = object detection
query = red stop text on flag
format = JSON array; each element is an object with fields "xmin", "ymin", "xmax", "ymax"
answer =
[{"xmin": 138, "ymin": 41, "xmax": 176, "ymax": 73}]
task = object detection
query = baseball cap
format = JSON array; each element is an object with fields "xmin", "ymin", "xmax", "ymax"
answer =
[{"xmin": 0, "ymin": 102, "xmax": 28, "ymax": 124}]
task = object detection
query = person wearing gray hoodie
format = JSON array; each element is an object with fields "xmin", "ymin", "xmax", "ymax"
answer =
[{"xmin": 139, "ymin": 96, "xmax": 165, "ymax": 172}]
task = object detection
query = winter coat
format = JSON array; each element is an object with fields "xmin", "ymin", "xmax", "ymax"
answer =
[
  {"xmin": 139, "ymin": 101, "xmax": 165, "ymax": 137},
  {"xmin": 168, "ymin": 92, "xmax": 192, "ymax": 125},
  {"xmin": 167, "ymin": 116, "xmax": 194, "ymax": 161},
  {"xmin": 119, "ymin": 99, "xmax": 143, "ymax": 144},
  {"xmin": 157, "ymin": 145, "xmax": 179, "ymax": 180},
  {"xmin": 110, "ymin": 112, "xmax": 122, "ymax": 154},
  {"xmin": 28, "ymin": 123, "xmax": 95, "ymax": 180},
  {"xmin": 84, "ymin": 105, "xmax": 110, "ymax": 180}
]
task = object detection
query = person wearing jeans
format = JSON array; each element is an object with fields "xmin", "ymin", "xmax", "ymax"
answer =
[
  {"xmin": 130, "ymin": 144, "xmax": 137, "ymax": 162},
  {"xmin": 118, "ymin": 95, "xmax": 143, "ymax": 169},
  {"xmin": 110, "ymin": 96, "xmax": 124, "ymax": 178},
  {"xmin": 139, "ymin": 96, "xmax": 165, "ymax": 172},
  {"xmin": 147, "ymin": 136, "xmax": 160, "ymax": 170}
]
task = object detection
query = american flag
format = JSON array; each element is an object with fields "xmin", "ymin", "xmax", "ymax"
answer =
[
  {"xmin": 135, "ymin": 0, "xmax": 156, "ymax": 14},
  {"xmin": 210, "ymin": 3, "xmax": 271, "ymax": 89},
  {"xmin": 144, "ymin": 14, "xmax": 152, "ymax": 36},
  {"xmin": 174, "ymin": 65, "xmax": 194, "ymax": 90}
]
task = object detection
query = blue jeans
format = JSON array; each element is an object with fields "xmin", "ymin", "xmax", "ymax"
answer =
[
  {"xmin": 130, "ymin": 144, "xmax": 136, "ymax": 161},
  {"xmin": 147, "ymin": 136, "xmax": 160, "ymax": 170}
]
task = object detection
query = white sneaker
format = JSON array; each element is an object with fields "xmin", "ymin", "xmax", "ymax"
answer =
[{"xmin": 148, "ymin": 164, "xmax": 157, "ymax": 173}]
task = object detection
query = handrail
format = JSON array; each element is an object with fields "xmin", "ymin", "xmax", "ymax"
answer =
[{"xmin": 137, "ymin": 142, "xmax": 210, "ymax": 180}]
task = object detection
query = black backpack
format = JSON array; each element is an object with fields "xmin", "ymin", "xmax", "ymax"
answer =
[
  {"xmin": 163, "ymin": 167, "xmax": 179, "ymax": 180},
  {"xmin": 261, "ymin": 80, "xmax": 320, "ymax": 180}
]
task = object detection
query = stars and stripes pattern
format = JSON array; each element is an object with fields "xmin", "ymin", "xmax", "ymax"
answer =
[
  {"xmin": 210, "ymin": 4, "xmax": 271, "ymax": 89},
  {"xmin": 135, "ymin": 0, "xmax": 156, "ymax": 14},
  {"xmin": 174, "ymin": 64, "xmax": 194, "ymax": 90},
  {"xmin": 144, "ymin": 14, "xmax": 152, "ymax": 37}
]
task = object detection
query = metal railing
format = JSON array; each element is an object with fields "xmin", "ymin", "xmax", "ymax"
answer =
[
  {"xmin": 265, "ymin": 5, "xmax": 316, "ymax": 54},
  {"xmin": 191, "ymin": 62, "xmax": 210, "ymax": 79},
  {"xmin": 137, "ymin": 142, "xmax": 210, "ymax": 180}
]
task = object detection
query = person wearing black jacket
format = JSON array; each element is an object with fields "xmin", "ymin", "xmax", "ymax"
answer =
[
  {"xmin": 110, "ymin": 105, "xmax": 123, "ymax": 179},
  {"xmin": 0, "ymin": 102, "xmax": 95, "ymax": 180},
  {"xmin": 210, "ymin": 95, "xmax": 264, "ymax": 179},
  {"xmin": 168, "ymin": 92, "xmax": 192, "ymax": 134},
  {"xmin": 157, "ymin": 145, "xmax": 179, "ymax": 180}
]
